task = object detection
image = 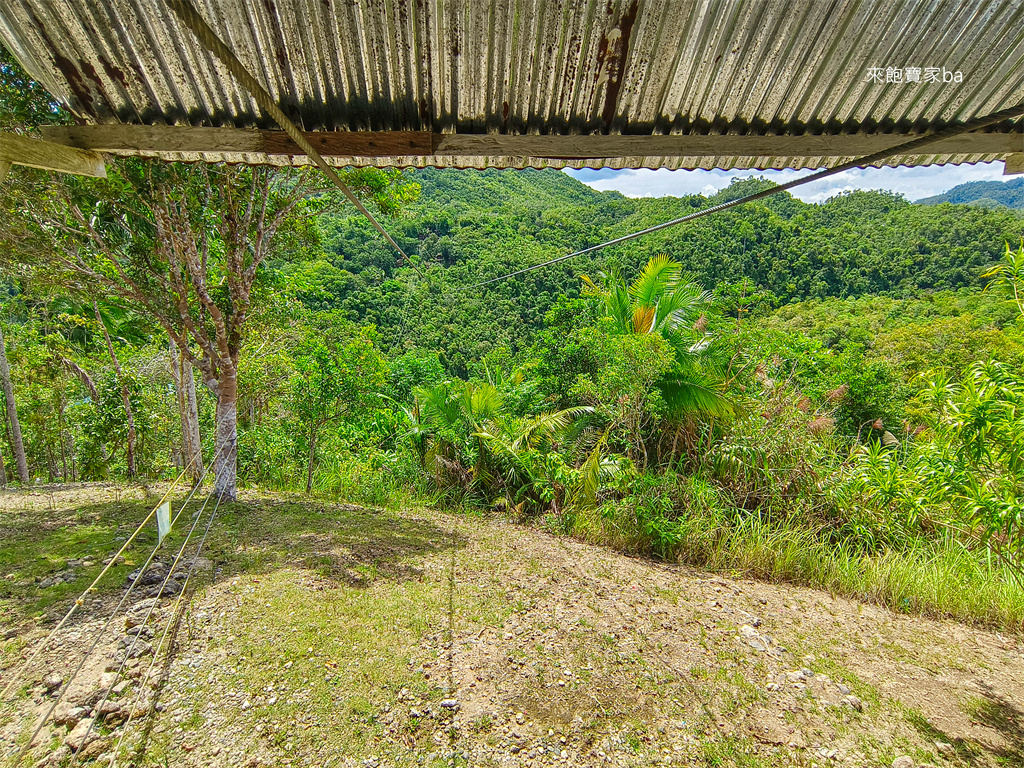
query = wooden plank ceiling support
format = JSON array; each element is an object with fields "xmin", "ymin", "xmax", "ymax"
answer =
[
  {"xmin": 0, "ymin": 132, "xmax": 106, "ymax": 178},
  {"xmin": 41, "ymin": 125, "xmax": 434, "ymax": 156},
  {"xmin": 40, "ymin": 124, "xmax": 1021, "ymax": 160}
]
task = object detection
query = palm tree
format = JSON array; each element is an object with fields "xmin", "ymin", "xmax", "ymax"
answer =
[
  {"xmin": 400, "ymin": 379, "xmax": 503, "ymax": 493},
  {"xmin": 475, "ymin": 405, "xmax": 607, "ymax": 515},
  {"xmin": 584, "ymin": 254, "xmax": 711, "ymax": 338},
  {"xmin": 581, "ymin": 254, "xmax": 733, "ymax": 422},
  {"xmin": 401, "ymin": 379, "xmax": 616, "ymax": 515}
]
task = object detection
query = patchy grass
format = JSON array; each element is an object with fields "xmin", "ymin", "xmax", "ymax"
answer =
[
  {"xmin": 0, "ymin": 486, "xmax": 164, "ymax": 637},
  {"xmin": 196, "ymin": 568, "xmax": 449, "ymax": 762},
  {"xmin": 0, "ymin": 485, "xmax": 454, "ymax": 638},
  {"xmin": 962, "ymin": 694, "xmax": 1024, "ymax": 767}
]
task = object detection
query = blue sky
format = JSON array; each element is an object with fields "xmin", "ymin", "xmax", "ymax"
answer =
[{"xmin": 563, "ymin": 161, "xmax": 1009, "ymax": 203}]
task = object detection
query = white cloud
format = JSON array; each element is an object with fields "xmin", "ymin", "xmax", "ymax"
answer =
[{"xmin": 565, "ymin": 161, "xmax": 1009, "ymax": 203}]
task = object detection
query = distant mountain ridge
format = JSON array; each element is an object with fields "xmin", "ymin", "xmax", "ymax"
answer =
[{"xmin": 916, "ymin": 178, "xmax": 1024, "ymax": 210}]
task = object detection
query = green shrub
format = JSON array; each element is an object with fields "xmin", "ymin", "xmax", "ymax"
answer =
[{"xmin": 238, "ymin": 421, "xmax": 301, "ymax": 490}]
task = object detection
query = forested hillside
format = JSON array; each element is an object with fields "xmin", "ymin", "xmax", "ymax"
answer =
[
  {"xmin": 300, "ymin": 168, "xmax": 1024, "ymax": 370},
  {"xmin": 917, "ymin": 176, "xmax": 1024, "ymax": 209}
]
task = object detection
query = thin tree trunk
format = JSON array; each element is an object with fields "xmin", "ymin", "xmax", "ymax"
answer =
[
  {"xmin": 59, "ymin": 354, "xmax": 109, "ymax": 465},
  {"xmin": 182, "ymin": 351, "xmax": 203, "ymax": 483},
  {"xmin": 58, "ymin": 400, "xmax": 68, "ymax": 481},
  {"xmin": 94, "ymin": 303, "xmax": 137, "ymax": 479},
  {"xmin": 63, "ymin": 357, "xmax": 99, "ymax": 401},
  {"xmin": 0, "ymin": 442, "xmax": 7, "ymax": 486},
  {"xmin": 0, "ymin": 323, "xmax": 29, "ymax": 484},
  {"xmin": 305, "ymin": 427, "xmax": 317, "ymax": 495},
  {"xmin": 212, "ymin": 368, "xmax": 238, "ymax": 501},
  {"xmin": 3, "ymin": 409, "xmax": 13, "ymax": 479},
  {"xmin": 170, "ymin": 338, "xmax": 204, "ymax": 485}
]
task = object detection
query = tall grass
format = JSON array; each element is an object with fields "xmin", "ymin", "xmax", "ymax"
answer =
[
  {"xmin": 312, "ymin": 451, "xmax": 429, "ymax": 508},
  {"xmin": 569, "ymin": 488, "xmax": 1024, "ymax": 632}
]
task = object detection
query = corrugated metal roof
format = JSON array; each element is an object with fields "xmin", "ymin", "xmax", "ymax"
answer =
[{"xmin": 1, "ymin": 0, "xmax": 1022, "ymax": 170}]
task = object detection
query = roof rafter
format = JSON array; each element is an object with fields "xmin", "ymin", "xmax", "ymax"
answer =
[
  {"xmin": 39, "ymin": 124, "xmax": 1023, "ymax": 166},
  {"xmin": 0, "ymin": 133, "xmax": 106, "ymax": 179}
]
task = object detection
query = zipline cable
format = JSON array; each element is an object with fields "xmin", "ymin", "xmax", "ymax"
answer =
[
  {"xmin": 109, "ymin": 490, "xmax": 224, "ymax": 768},
  {"xmin": 67, "ymin": 472, "xmax": 224, "ymax": 768},
  {"xmin": 163, "ymin": 0, "xmax": 423, "ymax": 279},
  {"xmin": 10, "ymin": 448, "xmax": 222, "ymax": 766},
  {"xmin": 10, "ymin": 472, "xmax": 213, "ymax": 766},
  {"xmin": 463, "ymin": 101, "xmax": 1024, "ymax": 289},
  {"xmin": 0, "ymin": 450, "xmax": 204, "ymax": 703}
]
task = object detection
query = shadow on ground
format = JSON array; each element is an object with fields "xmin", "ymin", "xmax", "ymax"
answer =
[
  {"xmin": 0, "ymin": 490, "xmax": 462, "ymax": 635},
  {"xmin": 907, "ymin": 681, "xmax": 1024, "ymax": 767},
  {"xmin": 1, "ymin": 489, "xmax": 465, "ymax": 766},
  {"xmin": 209, "ymin": 495, "xmax": 463, "ymax": 586},
  {"xmin": 967, "ymin": 682, "xmax": 1024, "ymax": 768}
]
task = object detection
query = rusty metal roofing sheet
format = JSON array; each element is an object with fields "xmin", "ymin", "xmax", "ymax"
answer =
[{"xmin": 0, "ymin": 0, "xmax": 1022, "ymax": 169}]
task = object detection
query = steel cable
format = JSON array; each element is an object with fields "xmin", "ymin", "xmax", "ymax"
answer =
[
  {"xmin": 108, "ymin": 490, "xmax": 224, "ymax": 768},
  {"xmin": 0, "ymin": 450, "xmax": 205, "ymax": 703},
  {"xmin": 9, "ymin": 448, "xmax": 222, "ymax": 766},
  {"xmin": 463, "ymin": 102, "xmax": 1024, "ymax": 289},
  {"xmin": 67, "ymin": 468, "xmax": 225, "ymax": 768}
]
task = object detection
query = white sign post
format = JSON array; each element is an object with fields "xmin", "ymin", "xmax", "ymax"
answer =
[{"xmin": 157, "ymin": 500, "xmax": 171, "ymax": 546}]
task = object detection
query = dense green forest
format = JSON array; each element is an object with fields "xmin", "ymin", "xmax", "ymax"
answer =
[
  {"xmin": 917, "ymin": 176, "xmax": 1024, "ymax": 209},
  {"xmin": 6, "ymin": 164, "xmax": 1024, "ymax": 483},
  {"xmin": 3, "ymin": 45, "xmax": 1024, "ymax": 627},
  {"xmin": 299, "ymin": 167, "xmax": 1024, "ymax": 373}
]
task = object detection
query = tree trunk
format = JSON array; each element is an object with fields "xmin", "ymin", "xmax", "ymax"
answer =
[
  {"xmin": 212, "ymin": 368, "xmax": 238, "ymax": 501},
  {"xmin": 61, "ymin": 357, "xmax": 109, "ymax": 465},
  {"xmin": 0, "ymin": 442, "xmax": 7, "ymax": 486},
  {"xmin": 58, "ymin": 400, "xmax": 68, "ymax": 480},
  {"xmin": 170, "ymin": 338, "xmax": 204, "ymax": 485},
  {"xmin": 63, "ymin": 357, "xmax": 99, "ymax": 401},
  {"xmin": 0, "ymin": 323, "xmax": 29, "ymax": 484},
  {"xmin": 305, "ymin": 427, "xmax": 317, "ymax": 495},
  {"xmin": 94, "ymin": 303, "xmax": 137, "ymax": 479}
]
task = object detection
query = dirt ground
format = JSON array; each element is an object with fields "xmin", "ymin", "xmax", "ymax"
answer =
[{"xmin": 1, "ymin": 485, "xmax": 1023, "ymax": 768}]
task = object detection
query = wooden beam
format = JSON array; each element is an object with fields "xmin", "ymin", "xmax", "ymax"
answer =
[
  {"xmin": 0, "ymin": 160, "xmax": 10, "ymax": 183},
  {"xmin": 434, "ymin": 132, "xmax": 1022, "ymax": 158},
  {"xmin": 1005, "ymin": 153, "xmax": 1024, "ymax": 175},
  {"xmin": 38, "ymin": 123, "xmax": 1022, "ymax": 161},
  {"xmin": 42, "ymin": 125, "xmax": 434, "ymax": 157},
  {"xmin": 262, "ymin": 130, "xmax": 435, "ymax": 156},
  {"xmin": 43, "ymin": 125, "xmax": 263, "ymax": 154},
  {"xmin": 0, "ymin": 133, "xmax": 106, "ymax": 178}
]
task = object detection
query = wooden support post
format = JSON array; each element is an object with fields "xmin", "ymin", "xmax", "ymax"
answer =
[
  {"xmin": 1005, "ymin": 154, "xmax": 1024, "ymax": 175},
  {"xmin": 0, "ymin": 133, "xmax": 106, "ymax": 178},
  {"xmin": 0, "ymin": 160, "xmax": 11, "ymax": 183}
]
